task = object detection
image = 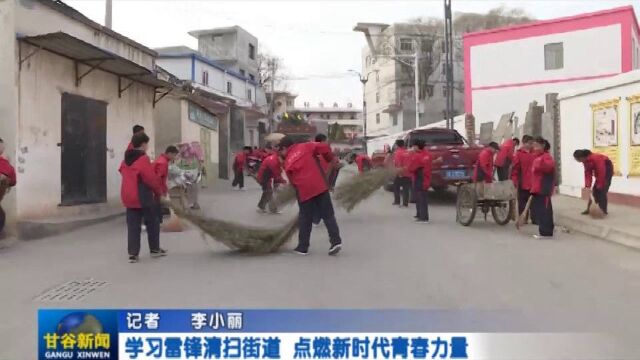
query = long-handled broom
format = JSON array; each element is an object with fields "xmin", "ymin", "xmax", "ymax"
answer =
[
  {"xmin": 587, "ymin": 194, "xmax": 606, "ymax": 219},
  {"xmin": 515, "ymin": 195, "xmax": 533, "ymax": 230}
]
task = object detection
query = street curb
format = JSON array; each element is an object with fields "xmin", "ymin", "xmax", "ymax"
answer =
[{"xmin": 556, "ymin": 214, "xmax": 640, "ymax": 251}]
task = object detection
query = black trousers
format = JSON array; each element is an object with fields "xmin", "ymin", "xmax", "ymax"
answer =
[
  {"xmin": 127, "ymin": 207, "xmax": 160, "ymax": 256},
  {"xmin": 415, "ymin": 189, "xmax": 430, "ymax": 221},
  {"xmin": 393, "ymin": 176, "xmax": 411, "ymax": 206},
  {"xmin": 531, "ymin": 194, "xmax": 554, "ymax": 237},
  {"xmin": 496, "ymin": 159, "xmax": 511, "ymax": 181},
  {"xmin": 517, "ymin": 188, "xmax": 537, "ymax": 224},
  {"xmin": 258, "ymin": 185, "xmax": 277, "ymax": 213},
  {"xmin": 330, "ymin": 168, "xmax": 341, "ymax": 188},
  {"xmin": 593, "ymin": 161, "xmax": 613, "ymax": 214},
  {"xmin": 232, "ymin": 170, "xmax": 244, "ymax": 188},
  {"xmin": 0, "ymin": 205, "xmax": 5, "ymax": 234},
  {"xmin": 297, "ymin": 191, "xmax": 342, "ymax": 252}
]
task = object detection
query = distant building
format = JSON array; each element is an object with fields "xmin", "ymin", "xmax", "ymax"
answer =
[
  {"xmin": 189, "ymin": 26, "xmax": 259, "ymax": 82},
  {"xmin": 0, "ymin": 0, "xmax": 173, "ymax": 238},
  {"xmin": 355, "ymin": 22, "xmax": 464, "ymax": 137},
  {"xmin": 464, "ymin": 5, "xmax": 640, "ymax": 127},
  {"xmin": 299, "ymin": 102, "xmax": 363, "ymax": 141}
]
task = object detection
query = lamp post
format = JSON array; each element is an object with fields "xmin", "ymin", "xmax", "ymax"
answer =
[{"xmin": 349, "ymin": 69, "xmax": 378, "ymax": 155}]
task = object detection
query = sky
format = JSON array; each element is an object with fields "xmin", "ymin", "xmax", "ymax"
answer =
[{"xmin": 65, "ymin": 0, "xmax": 638, "ymax": 109}]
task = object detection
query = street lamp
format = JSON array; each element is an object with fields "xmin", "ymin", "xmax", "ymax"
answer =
[{"xmin": 348, "ymin": 69, "xmax": 378, "ymax": 155}]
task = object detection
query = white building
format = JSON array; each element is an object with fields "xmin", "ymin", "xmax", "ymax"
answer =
[
  {"xmin": 558, "ymin": 70, "xmax": 640, "ymax": 205},
  {"xmin": 354, "ymin": 22, "xmax": 464, "ymax": 137},
  {"xmin": 298, "ymin": 103, "xmax": 363, "ymax": 141},
  {"xmin": 465, "ymin": 6, "xmax": 640, "ymax": 128},
  {"xmin": 0, "ymin": 0, "xmax": 172, "ymax": 238}
]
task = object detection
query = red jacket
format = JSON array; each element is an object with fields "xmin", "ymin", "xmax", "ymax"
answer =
[
  {"xmin": 355, "ymin": 154, "xmax": 372, "ymax": 174},
  {"xmin": 0, "ymin": 156, "xmax": 17, "ymax": 187},
  {"xmin": 472, "ymin": 148, "xmax": 494, "ymax": 183},
  {"xmin": 584, "ymin": 153, "xmax": 612, "ymax": 189},
  {"xmin": 530, "ymin": 151, "xmax": 556, "ymax": 196},
  {"xmin": 393, "ymin": 147, "xmax": 412, "ymax": 177},
  {"xmin": 119, "ymin": 150, "xmax": 164, "ymax": 209},
  {"xmin": 407, "ymin": 149, "xmax": 433, "ymax": 191},
  {"xmin": 233, "ymin": 152, "xmax": 247, "ymax": 172},
  {"xmin": 494, "ymin": 139, "xmax": 515, "ymax": 167},
  {"xmin": 153, "ymin": 153, "xmax": 171, "ymax": 196},
  {"xmin": 257, "ymin": 154, "xmax": 285, "ymax": 188},
  {"xmin": 510, "ymin": 148, "xmax": 534, "ymax": 190},
  {"xmin": 284, "ymin": 142, "xmax": 335, "ymax": 202}
]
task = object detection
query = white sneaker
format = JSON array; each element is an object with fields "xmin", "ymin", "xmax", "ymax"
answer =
[
  {"xmin": 256, "ymin": 207, "xmax": 267, "ymax": 214},
  {"xmin": 533, "ymin": 234, "xmax": 553, "ymax": 239}
]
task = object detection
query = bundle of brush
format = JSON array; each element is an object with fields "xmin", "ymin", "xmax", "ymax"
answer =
[
  {"xmin": 334, "ymin": 167, "xmax": 399, "ymax": 212},
  {"xmin": 168, "ymin": 201, "xmax": 298, "ymax": 253},
  {"xmin": 0, "ymin": 175, "xmax": 8, "ymax": 202},
  {"xmin": 272, "ymin": 184, "xmax": 298, "ymax": 208},
  {"xmin": 587, "ymin": 196, "xmax": 606, "ymax": 219}
]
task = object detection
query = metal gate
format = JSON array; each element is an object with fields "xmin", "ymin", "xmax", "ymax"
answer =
[{"xmin": 60, "ymin": 93, "xmax": 107, "ymax": 205}]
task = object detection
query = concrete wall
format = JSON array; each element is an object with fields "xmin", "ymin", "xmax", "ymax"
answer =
[
  {"xmin": 15, "ymin": 1, "xmax": 154, "ymax": 70},
  {"xmin": 198, "ymin": 32, "xmax": 237, "ymax": 65},
  {"xmin": 470, "ymin": 25, "xmax": 623, "ymax": 126},
  {"xmin": 558, "ymin": 71, "xmax": 640, "ymax": 198},
  {"xmin": 0, "ymin": 0, "xmax": 18, "ymax": 234},
  {"xmin": 193, "ymin": 59, "xmax": 258, "ymax": 103},
  {"xmin": 17, "ymin": 47, "xmax": 155, "ymax": 221},
  {"xmin": 156, "ymin": 58, "xmax": 192, "ymax": 81},
  {"xmin": 153, "ymin": 96, "xmax": 182, "ymax": 157}
]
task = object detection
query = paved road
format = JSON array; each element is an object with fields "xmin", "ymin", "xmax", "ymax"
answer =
[{"xmin": 2, "ymin": 178, "xmax": 640, "ymax": 359}]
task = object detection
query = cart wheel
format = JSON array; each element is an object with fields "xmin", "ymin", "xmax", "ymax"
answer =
[
  {"xmin": 491, "ymin": 200, "xmax": 513, "ymax": 225},
  {"xmin": 456, "ymin": 185, "xmax": 477, "ymax": 226}
]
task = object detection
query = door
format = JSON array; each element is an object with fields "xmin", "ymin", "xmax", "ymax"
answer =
[{"xmin": 61, "ymin": 93, "xmax": 107, "ymax": 205}]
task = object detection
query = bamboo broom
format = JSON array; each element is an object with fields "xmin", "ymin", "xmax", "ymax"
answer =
[
  {"xmin": 515, "ymin": 196, "xmax": 533, "ymax": 230},
  {"xmin": 334, "ymin": 167, "xmax": 399, "ymax": 212}
]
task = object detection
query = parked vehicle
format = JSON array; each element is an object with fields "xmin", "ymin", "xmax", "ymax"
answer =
[{"xmin": 384, "ymin": 128, "xmax": 483, "ymax": 191}]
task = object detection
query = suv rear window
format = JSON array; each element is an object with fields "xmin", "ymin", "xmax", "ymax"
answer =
[{"xmin": 408, "ymin": 131, "xmax": 465, "ymax": 145}]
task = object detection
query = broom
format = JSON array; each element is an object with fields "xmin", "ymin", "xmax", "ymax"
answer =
[
  {"xmin": 334, "ymin": 167, "xmax": 399, "ymax": 212},
  {"xmin": 587, "ymin": 194, "xmax": 606, "ymax": 219},
  {"xmin": 272, "ymin": 184, "xmax": 298, "ymax": 208},
  {"xmin": 169, "ymin": 202, "xmax": 298, "ymax": 253},
  {"xmin": 515, "ymin": 195, "xmax": 533, "ymax": 230}
]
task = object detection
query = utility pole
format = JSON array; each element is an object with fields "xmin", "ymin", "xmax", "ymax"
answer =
[
  {"xmin": 414, "ymin": 39, "xmax": 420, "ymax": 129},
  {"xmin": 105, "ymin": 0, "xmax": 112, "ymax": 29},
  {"xmin": 444, "ymin": 0, "xmax": 454, "ymax": 129},
  {"xmin": 349, "ymin": 69, "xmax": 377, "ymax": 155},
  {"xmin": 268, "ymin": 59, "xmax": 275, "ymax": 133}
]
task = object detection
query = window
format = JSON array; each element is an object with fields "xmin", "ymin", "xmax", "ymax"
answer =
[
  {"xmin": 400, "ymin": 38, "xmax": 414, "ymax": 51},
  {"xmin": 338, "ymin": 113, "xmax": 343, "ymax": 120},
  {"xmin": 350, "ymin": 114, "xmax": 355, "ymax": 120},
  {"xmin": 249, "ymin": 74, "xmax": 255, "ymax": 81},
  {"xmin": 247, "ymin": 89, "xmax": 252, "ymax": 101},
  {"xmin": 376, "ymin": 113, "xmax": 381, "ymax": 124},
  {"xmin": 376, "ymin": 92, "xmax": 380, "ymax": 103},
  {"xmin": 226, "ymin": 81, "xmax": 232, "ymax": 94},
  {"xmin": 544, "ymin": 42, "xmax": 563, "ymax": 70},
  {"xmin": 239, "ymin": 69, "xmax": 246, "ymax": 77},
  {"xmin": 249, "ymin": 44, "xmax": 256, "ymax": 60},
  {"xmin": 392, "ymin": 114, "xmax": 398, "ymax": 126},
  {"xmin": 202, "ymin": 70, "xmax": 209, "ymax": 86},
  {"xmin": 286, "ymin": 100, "xmax": 293, "ymax": 107}
]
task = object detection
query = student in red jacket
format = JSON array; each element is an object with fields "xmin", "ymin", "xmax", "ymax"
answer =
[
  {"xmin": 119, "ymin": 133, "xmax": 166, "ymax": 263},
  {"xmin": 153, "ymin": 145, "xmax": 179, "ymax": 223},
  {"xmin": 407, "ymin": 139, "xmax": 433, "ymax": 223},
  {"xmin": 511, "ymin": 135, "xmax": 535, "ymax": 219},
  {"xmin": 256, "ymin": 152, "xmax": 286, "ymax": 214},
  {"xmin": 278, "ymin": 136, "xmax": 342, "ymax": 255},
  {"xmin": 392, "ymin": 139, "xmax": 412, "ymax": 207},
  {"xmin": 0, "ymin": 138, "xmax": 17, "ymax": 233},
  {"xmin": 573, "ymin": 149, "xmax": 613, "ymax": 215},
  {"xmin": 495, "ymin": 137, "xmax": 520, "ymax": 181},
  {"xmin": 126, "ymin": 125, "xmax": 145, "ymax": 151},
  {"xmin": 232, "ymin": 146, "xmax": 252, "ymax": 190},
  {"xmin": 354, "ymin": 153, "xmax": 372, "ymax": 174},
  {"xmin": 472, "ymin": 142, "xmax": 499, "ymax": 183},
  {"xmin": 530, "ymin": 137, "xmax": 556, "ymax": 239}
]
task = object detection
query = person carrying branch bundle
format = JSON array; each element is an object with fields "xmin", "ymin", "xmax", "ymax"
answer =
[
  {"xmin": 392, "ymin": 139, "xmax": 411, "ymax": 208},
  {"xmin": 256, "ymin": 151, "xmax": 286, "ymax": 214},
  {"xmin": 495, "ymin": 137, "xmax": 519, "ymax": 181},
  {"xmin": 354, "ymin": 153, "xmax": 372, "ymax": 174},
  {"xmin": 278, "ymin": 136, "xmax": 342, "ymax": 256},
  {"xmin": 530, "ymin": 137, "xmax": 556, "ymax": 239},
  {"xmin": 0, "ymin": 138, "xmax": 17, "ymax": 234},
  {"xmin": 153, "ymin": 145, "xmax": 179, "ymax": 223},
  {"xmin": 511, "ymin": 135, "xmax": 535, "ymax": 222},
  {"xmin": 573, "ymin": 149, "xmax": 613, "ymax": 215},
  {"xmin": 407, "ymin": 139, "xmax": 432, "ymax": 223}
]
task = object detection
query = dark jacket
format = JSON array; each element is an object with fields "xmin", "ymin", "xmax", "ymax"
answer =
[{"xmin": 119, "ymin": 150, "xmax": 163, "ymax": 209}]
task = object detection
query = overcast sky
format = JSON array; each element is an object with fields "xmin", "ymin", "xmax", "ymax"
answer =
[{"xmin": 66, "ymin": 0, "xmax": 638, "ymax": 109}]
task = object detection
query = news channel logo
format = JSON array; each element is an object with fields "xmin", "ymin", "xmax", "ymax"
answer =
[{"xmin": 38, "ymin": 309, "xmax": 118, "ymax": 360}]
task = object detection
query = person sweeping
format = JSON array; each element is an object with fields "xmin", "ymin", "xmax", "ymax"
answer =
[
  {"xmin": 511, "ymin": 135, "xmax": 535, "ymax": 223},
  {"xmin": 392, "ymin": 139, "xmax": 411, "ymax": 208},
  {"xmin": 495, "ymin": 137, "xmax": 519, "ymax": 181},
  {"xmin": 407, "ymin": 139, "xmax": 432, "ymax": 223},
  {"xmin": 278, "ymin": 136, "xmax": 342, "ymax": 256},
  {"xmin": 0, "ymin": 138, "xmax": 17, "ymax": 234},
  {"xmin": 530, "ymin": 137, "xmax": 556, "ymax": 239},
  {"xmin": 573, "ymin": 149, "xmax": 613, "ymax": 215},
  {"xmin": 232, "ymin": 146, "xmax": 252, "ymax": 191},
  {"xmin": 256, "ymin": 151, "xmax": 286, "ymax": 214}
]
